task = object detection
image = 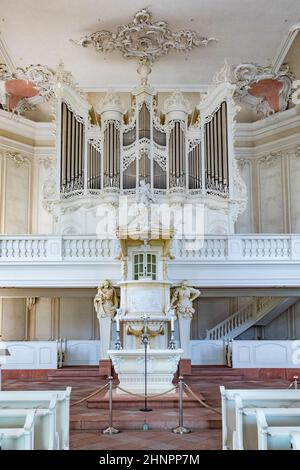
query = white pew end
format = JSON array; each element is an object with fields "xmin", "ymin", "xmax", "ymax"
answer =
[
  {"xmin": 0, "ymin": 409, "xmax": 35, "ymax": 450},
  {"xmin": 290, "ymin": 432, "xmax": 300, "ymax": 450},
  {"xmin": 256, "ymin": 409, "xmax": 300, "ymax": 450},
  {"xmin": 0, "ymin": 387, "xmax": 71, "ymax": 450},
  {"xmin": 220, "ymin": 386, "xmax": 300, "ymax": 450}
]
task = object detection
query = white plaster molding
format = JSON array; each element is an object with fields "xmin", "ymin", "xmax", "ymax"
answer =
[
  {"xmin": 272, "ymin": 23, "xmax": 300, "ymax": 73},
  {"xmin": 236, "ymin": 107, "xmax": 300, "ymax": 140},
  {"xmin": 82, "ymin": 84, "xmax": 212, "ymax": 93},
  {"xmin": 0, "ymin": 150, "xmax": 31, "ymax": 167},
  {"xmin": 0, "ymin": 109, "xmax": 55, "ymax": 142},
  {"xmin": 0, "ymin": 32, "xmax": 16, "ymax": 73},
  {"xmin": 73, "ymin": 8, "xmax": 216, "ymax": 63},
  {"xmin": 236, "ymin": 140, "xmax": 300, "ymax": 161},
  {"xmin": 234, "ymin": 63, "xmax": 294, "ymax": 118},
  {"xmin": 0, "ymin": 137, "xmax": 54, "ymax": 161}
]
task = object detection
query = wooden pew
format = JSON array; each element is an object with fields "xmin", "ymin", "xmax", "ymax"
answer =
[
  {"xmin": 0, "ymin": 397, "xmax": 57, "ymax": 450},
  {"xmin": 256, "ymin": 409, "xmax": 300, "ymax": 450},
  {"xmin": 0, "ymin": 409, "xmax": 35, "ymax": 450},
  {"xmin": 0, "ymin": 387, "xmax": 71, "ymax": 449},
  {"xmin": 220, "ymin": 386, "xmax": 300, "ymax": 450}
]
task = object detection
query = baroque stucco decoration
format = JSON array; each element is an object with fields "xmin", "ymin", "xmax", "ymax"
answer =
[
  {"xmin": 0, "ymin": 63, "xmax": 55, "ymax": 114},
  {"xmin": 0, "ymin": 61, "xmax": 81, "ymax": 116},
  {"xmin": 233, "ymin": 63, "xmax": 294, "ymax": 119},
  {"xmin": 0, "ymin": 150, "xmax": 31, "ymax": 167},
  {"xmin": 73, "ymin": 8, "xmax": 216, "ymax": 63}
]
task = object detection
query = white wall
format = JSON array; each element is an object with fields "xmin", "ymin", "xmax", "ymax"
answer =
[
  {"xmin": 0, "ymin": 297, "xmax": 99, "ymax": 342},
  {"xmin": 236, "ymin": 145, "xmax": 300, "ymax": 234},
  {"xmin": 0, "ymin": 152, "xmax": 54, "ymax": 236}
]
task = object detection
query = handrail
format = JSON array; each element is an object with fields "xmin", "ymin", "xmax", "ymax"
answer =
[
  {"xmin": 205, "ymin": 296, "xmax": 285, "ymax": 340},
  {"xmin": 0, "ymin": 234, "xmax": 299, "ymax": 263}
]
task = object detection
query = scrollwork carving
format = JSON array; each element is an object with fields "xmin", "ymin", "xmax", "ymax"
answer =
[
  {"xmin": 233, "ymin": 63, "xmax": 294, "ymax": 118},
  {"xmin": 73, "ymin": 9, "xmax": 216, "ymax": 63}
]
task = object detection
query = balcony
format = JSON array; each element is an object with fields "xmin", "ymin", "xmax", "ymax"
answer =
[{"xmin": 0, "ymin": 234, "xmax": 300, "ymax": 287}]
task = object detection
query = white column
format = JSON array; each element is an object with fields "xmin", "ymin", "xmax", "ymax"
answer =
[
  {"xmin": 98, "ymin": 316, "xmax": 112, "ymax": 359},
  {"xmin": 178, "ymin": 316, "xmax": 191, "ymax": 359}
]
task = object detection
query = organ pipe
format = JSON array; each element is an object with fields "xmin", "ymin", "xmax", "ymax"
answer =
[
  {"xmin": 168, "ymin": 121, "xmax": 186, "ymax": 187},
  {"xmin": 60, "ymin": 101, "xmax": 85, "ymax": 194},
  {"xmin": 103, "ymin": 120, "xmax": 120, "ymax": 188},
  {"xmin": 204, "ymin": 101, "xmax": 229, "ymax": 194},
  {"xmin": 221, "ymin": 102, "xmax": 228, "ymax": 190}
]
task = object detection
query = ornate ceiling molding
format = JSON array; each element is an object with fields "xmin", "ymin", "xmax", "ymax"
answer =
[
  {"xmin": 233, "ymin": 63, "xmax": 294, "ymax": 119},
  {"xmin": 73, "ymin": 9, "xmax": 216, "ymax": 63}
]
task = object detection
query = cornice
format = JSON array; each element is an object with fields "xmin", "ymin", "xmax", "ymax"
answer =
[
  {"xmin": 236, "ymin": 139, "xmax": 300, "ymax": 161},
  {"xmin": 83, "ymin": 84, "xmax": 212, "ymax": 93},
  {"xmin": 0, "ymin": 137, "xmax": 54, "ymax": 158},
  {"xmin": 236, "ymin": 107, "xmax": 300, "ymax": 141},
  {"xmin": 0, "ymin": 109, "xmax": 55, "ymax": 146}
]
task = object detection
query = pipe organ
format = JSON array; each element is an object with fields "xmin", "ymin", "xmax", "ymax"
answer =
[{"xmin": 55, "ymin": 75, "xmax": 238, "ymax": 204}]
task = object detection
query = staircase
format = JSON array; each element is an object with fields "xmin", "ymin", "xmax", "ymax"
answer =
[{"xmin": 205, "ymin": 297, "xmax": 298, "ymax": 340}]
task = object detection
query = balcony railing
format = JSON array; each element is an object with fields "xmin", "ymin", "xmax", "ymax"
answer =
[{"xmin": 0, "ymin": 234, "xmax": 300, "ymax": 263}]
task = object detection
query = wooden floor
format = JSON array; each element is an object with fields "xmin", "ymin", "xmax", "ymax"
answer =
[{"xmin": 2, "ymin": 367, "xmax": 290, "ymax": 450}]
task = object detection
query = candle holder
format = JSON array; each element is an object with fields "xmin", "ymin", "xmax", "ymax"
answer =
[
  {"xmin": 169, "ymin": 329, "xmax": 176, "ymax": 350},
  {"xmin": 115, "ymin": 329, "xmax": 122, "ymax": 350}
]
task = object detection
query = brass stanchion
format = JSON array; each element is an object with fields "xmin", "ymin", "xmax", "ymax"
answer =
[
  {"xmin": 172, "ymin": 376, "xmax": 191, "ymax": 434},
  {"xmin": 102, "ymin": 376, "xmax": 119, "ymax": 435}
]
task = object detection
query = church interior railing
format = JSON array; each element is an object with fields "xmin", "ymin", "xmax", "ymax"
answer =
[{"xmin": 0, "ymin": 235, "xmax": 299, "ymax": 263}]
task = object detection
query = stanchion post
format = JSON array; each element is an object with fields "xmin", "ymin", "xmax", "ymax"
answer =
[
  {"xmin": 172, "ymin": 376, "xmax": 191, "ymax": 434},
  {"xmin": 294, "ymin": 376, "xmax": 298, "ymax": 390},
  {"xmin": 102, "ymin": 376, "xmax": 120, "ymax": 435}
]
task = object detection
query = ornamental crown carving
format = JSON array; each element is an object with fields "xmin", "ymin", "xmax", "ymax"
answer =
[
  {"xmin": 163, "ymin": 91, "xmax": 190, "ymax": 114},
  {"xmin": 96, "ymin": 91, "xmax": 123, "ymax": 114},
  {"xmin": 72, "ymin": 9, "xmax": 216, "ymax": 63}
]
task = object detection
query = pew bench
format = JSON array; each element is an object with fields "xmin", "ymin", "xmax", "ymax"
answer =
[
  {"xmin": 0, "ymin": 409, "xmax": 35, "ymax": 450},
  {"xmin": 0, "ymin": 387, "xmax": 71, "ymax": 450},
  {"xmin": 220, "ymin": 386, "xmax": 300, "ymax": 450},
  {"xmin": 0, "ymin": 397, "xmax": 57, "ymax": 450},
  {"xmin": 290, "ymin": 432, "xmax": 300, "ymax": 450},
  {"xmin": 256, "ymin": 409, "xmax": 300, "ymax": 450}
]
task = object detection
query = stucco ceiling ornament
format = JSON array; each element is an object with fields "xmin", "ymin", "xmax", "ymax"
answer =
[
  {"xmin": 73, "ymin": 8, "xmax": 216, "ymax": 63},
  {"xmin": 0, "ymin": 63, "xmax": 56, "ymax": 115},
  {"xmin": 233, "ymin": 63, "xmax": 294, "ymax": 118},
  {"xmin": 0, "ymin": 61, "xmax": 82, "ymax": 116},
  {"xmin": 212, "ymin": 59, "xmax": 232, "ymax": 85}
]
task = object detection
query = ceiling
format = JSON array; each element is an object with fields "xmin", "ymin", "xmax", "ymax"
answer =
[{"xmin": 0, "ymin": 0, "xmax": 300, "ymax": 90}]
